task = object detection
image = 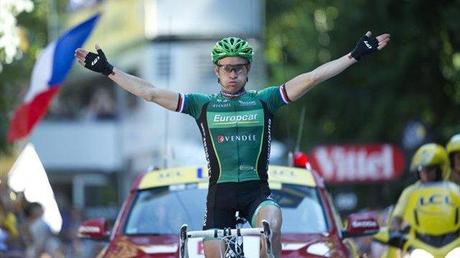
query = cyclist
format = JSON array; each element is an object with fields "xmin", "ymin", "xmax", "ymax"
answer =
[
  {"xmin": 75, "ymin": 31, "xmax": 390, "ymax": 258},
  {"xmin": 389, "ymin": 143, "xmax": 455, "ymax": 231},
  {"xmin": 446, "ymin": 134, "xmax": 460, "ymax": 184}
]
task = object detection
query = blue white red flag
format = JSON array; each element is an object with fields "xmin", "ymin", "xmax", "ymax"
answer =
[{"xmin": 7, "ymin": 14, "xmax": 100, "ymax": 143}]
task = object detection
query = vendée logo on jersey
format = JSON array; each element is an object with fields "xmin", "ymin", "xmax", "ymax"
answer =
[{"xmin": 217, "ymin": 134, "xmax": 257, "ymax": 143}]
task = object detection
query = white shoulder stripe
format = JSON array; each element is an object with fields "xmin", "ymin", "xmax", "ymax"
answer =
[
  {"xmin": 279, "ymin": 86, "xmax": 289, "ymax": 104},
  {"xmin": 179, "ymin": 93, "xmax": 186, "ymax": 112}
]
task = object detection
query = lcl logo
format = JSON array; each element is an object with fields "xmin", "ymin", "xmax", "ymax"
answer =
[{"xmin": 418, "ymin": 194, "xmax": 450, "ymax": 205}]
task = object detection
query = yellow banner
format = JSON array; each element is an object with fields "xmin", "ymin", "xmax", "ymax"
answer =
[
  {"xmin": 139, "ymin": 167, "xmax": 209, "ymax": 189},
  {"xmin": 139, "ymin": 165, "xmax": 316, "ymax": 189},
  {"xmin": 268, "ymin": 165, "xmax": 316, "ymax": 187}
]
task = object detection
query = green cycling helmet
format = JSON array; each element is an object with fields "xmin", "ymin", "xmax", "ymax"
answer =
[{"xmin": 211, "ymin": 37, "xmax": 254, "ymax": 64}]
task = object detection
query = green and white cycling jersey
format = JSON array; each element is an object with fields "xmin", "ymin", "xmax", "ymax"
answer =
[{"xmin": 176, "ymin": 85, "xmax": 291, "ymax": 185}]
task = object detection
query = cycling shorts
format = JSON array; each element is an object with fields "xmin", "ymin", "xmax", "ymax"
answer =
[{"xmin": 202, "ymin": 180, "xmax": 278, "ymax": 231}]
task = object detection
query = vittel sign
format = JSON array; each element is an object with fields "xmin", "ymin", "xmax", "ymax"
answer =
[{"xmin": 310, "ymin": 144, "xmax": 405, "ymax": 183}]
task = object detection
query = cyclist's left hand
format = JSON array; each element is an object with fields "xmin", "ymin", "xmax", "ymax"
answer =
[
  {"xmin": 350, "ymin": 31, "xmax": 390, "ymax": 61},
  {"xmin": 75, "ymin": 44, "xmax": 114, "ymax": 76}
]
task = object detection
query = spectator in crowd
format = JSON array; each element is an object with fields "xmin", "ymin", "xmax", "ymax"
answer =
[
  {"xmin": 0, "ymin": 228, "xmax": 7, "ymax": 253},
  {"xmin": 59, "ymin": 206, "xmax": 84, "ymax": 257},
  {"xmin": 24, "ymin": 202, "xmax": 63, "ymax": 258},
  {"xmin": 83, "ymin": 87, "xmax": 116, "ymax": 121},
  {"xmin": 0, "ymin": 183, "xmax": 24, "ymax": 257},
  {"xmin": 446, "ymin": 133, "xmax": 460, "ymax": 184}
]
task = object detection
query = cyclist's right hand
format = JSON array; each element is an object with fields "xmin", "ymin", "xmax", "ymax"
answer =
[{"xmin": 75, "ymin": 45, "xmax": 114, "ymax": 76}]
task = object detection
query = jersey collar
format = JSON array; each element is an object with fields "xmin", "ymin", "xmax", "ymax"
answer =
[{"xmin": 220, "ymin": 87, "xmax": 246, "ymax": 99}]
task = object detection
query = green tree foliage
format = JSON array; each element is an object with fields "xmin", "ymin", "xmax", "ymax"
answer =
[
  {"xmin": 266, "ymin": 0, "xmax": 460, "ymax": 151},
  {"xmin": 0, "ymin": 1, "xmax": 48, "ymax": 154}
]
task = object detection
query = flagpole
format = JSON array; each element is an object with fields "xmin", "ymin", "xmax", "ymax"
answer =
[
  {"xmin": 47, "ymin": 0, "xmax": 59, "ymax": 40},
  {"xmin": 162, "ymin": 16, "xmax": 172, "ymax": 169}
]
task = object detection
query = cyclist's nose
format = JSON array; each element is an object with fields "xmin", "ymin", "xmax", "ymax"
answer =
[{"xmin": 228, "ymin": 70, "xmax": 238, "ymax": 78}]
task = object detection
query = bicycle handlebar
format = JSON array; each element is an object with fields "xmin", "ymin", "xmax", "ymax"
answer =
[
  {"xmin": 186, "ymin": 227, "xmax": 264, "ymax": 238},
  {"xmin": 179, "ymin": 220, "xmax": 272, "ymax": 258}
]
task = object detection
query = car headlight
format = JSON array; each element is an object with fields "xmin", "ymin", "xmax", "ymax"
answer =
[
  {"xmin": 403, "ymin": 249, "xmax": 434, "ymax": 258},
  {"xmin": 446, "ymin": 247, "xmax": 460, "ymax": 258},
  {"xmin": 306, "ymin": 242, "xmax": 331, "ymax": 257}
]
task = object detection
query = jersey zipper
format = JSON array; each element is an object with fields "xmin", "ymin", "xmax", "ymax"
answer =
[{"xmin": 233, "ymin": 99, "xmax": 241, "ymax": 182}]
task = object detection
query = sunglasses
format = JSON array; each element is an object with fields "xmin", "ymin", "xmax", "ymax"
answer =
[
  {"xmin": 216, "ymin": 63, "xmax": 249, "ymax": 74},
  {"xmin": 417, "ymin": 165, "xmax": 439, "ymax": 173}
]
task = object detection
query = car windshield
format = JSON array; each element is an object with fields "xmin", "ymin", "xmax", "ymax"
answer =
[{"xmin": 124, "ymin": 183, "xmax": 328, "ymax": 235}]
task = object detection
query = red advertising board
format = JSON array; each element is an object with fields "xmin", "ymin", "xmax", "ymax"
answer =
[{"xmin": 309, "ymin": 144, "xmax": 405, "ymax": 184}]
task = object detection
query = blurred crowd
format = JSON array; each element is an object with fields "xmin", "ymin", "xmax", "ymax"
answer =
[{"xmin": 0, "ymin": 182, "xmax": 86, "ymax": 258}]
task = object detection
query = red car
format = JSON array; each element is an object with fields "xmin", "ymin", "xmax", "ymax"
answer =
[{"xmin": 79, "ymin": 165, "xmax": 378, "ymax": 257}]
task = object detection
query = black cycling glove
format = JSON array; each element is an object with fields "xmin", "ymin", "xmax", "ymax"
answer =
[
  {"xmin": 84, "ymin": 48, "xmax": 114, "ymax": 76},
  {"xmin": 350, "ymin": 33, "xmax": 379, "ymax": 61}
]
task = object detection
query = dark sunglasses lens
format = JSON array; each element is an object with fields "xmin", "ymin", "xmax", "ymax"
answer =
[
  {"xmin": 418, "ymin": 165, "xmax": 437, "ymax": 173},
  {"xmin": 222, "ymin": 64, "xmax": 246, "ymax": 73}
]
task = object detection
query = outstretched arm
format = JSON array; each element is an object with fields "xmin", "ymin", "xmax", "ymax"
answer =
[
  {"xmin": 75, "ymin": 45, "xmax": 179, "ymax": 111},
  {"xmin": 284, "ymin": 31, "xmax": 390, "ymax": 102},
  {"xmin": 108, "ymin": 68, "xmax": 179, "ymax": 111}
]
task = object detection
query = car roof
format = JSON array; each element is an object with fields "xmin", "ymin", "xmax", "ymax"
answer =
[{"xmin": 137, "ymin": 165, "xmax": 321, "ymax": 190}]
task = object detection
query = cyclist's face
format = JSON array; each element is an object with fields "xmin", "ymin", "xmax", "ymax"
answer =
[
  {"xmin": 215, "ymin": 57, "xmax": 250, "ymax": 93},
  {"xmin": 453, "ymin": 152, "xmax": 460, "ymax": 172},
  {"xmin": 418, "ymin": 165, "xmax": 440, "ymax": 182}
]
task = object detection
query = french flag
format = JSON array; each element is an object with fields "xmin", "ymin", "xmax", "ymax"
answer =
[{"xmin": 7, "ymin": 14, "xmax": 100, "ymax": 143}]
